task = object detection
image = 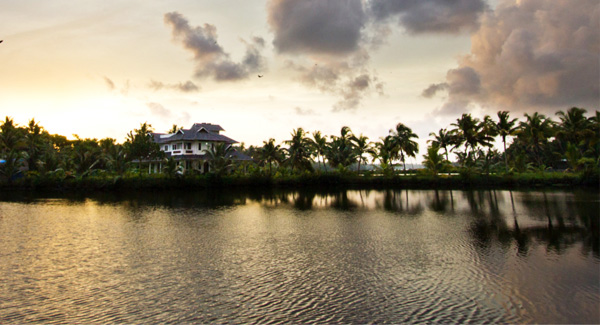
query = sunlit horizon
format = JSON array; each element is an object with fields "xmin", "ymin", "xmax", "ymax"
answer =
[{"xmin": 1, "ymin": 0, "xmax": 597, "ymax": 158}]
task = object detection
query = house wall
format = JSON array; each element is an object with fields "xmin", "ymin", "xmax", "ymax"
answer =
[{"xmin": 161, "ymin": 140, "xmax": 216, "ymax": 156}]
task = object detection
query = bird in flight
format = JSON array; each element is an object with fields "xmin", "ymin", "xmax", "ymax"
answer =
[
  {"xmin": 258, "ymin": 74, "xmax": 263, "ymax": 78},
  {"xmin": 0, "ymin": 40, "xmax": 3, "ymax": 44}
]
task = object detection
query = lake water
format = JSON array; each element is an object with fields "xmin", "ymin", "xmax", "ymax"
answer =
[{"xmin": 0, "ymin": 188, "xmax": 598, "ymax": 323}]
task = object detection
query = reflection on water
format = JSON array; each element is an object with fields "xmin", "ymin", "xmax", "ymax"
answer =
[{"xmin": 0, "ymin": 189, "xmax": 598, "ymax": 323}]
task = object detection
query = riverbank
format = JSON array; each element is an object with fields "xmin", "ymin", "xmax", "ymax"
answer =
[{"xmin": 1, "ymin": 171, "xmax": 597, "ymax": 192}]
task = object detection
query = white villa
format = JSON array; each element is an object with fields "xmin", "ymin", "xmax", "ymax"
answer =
[{"xmin": 150, "ymin": 123, "xmax": 251, "ymax": 174}]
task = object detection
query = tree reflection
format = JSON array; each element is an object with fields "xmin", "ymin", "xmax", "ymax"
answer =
[
  {"xmin": 2, "ymin": 188, "xmax": 595, "ymax": 256},
  {"xmin": 468, "ymin": 190, "xmax": 598, "ymax": 257},
  {"xmin": 429, "ymin": 190, "xmax": 448, "ymax": 212},
  {"xmin": 377, "ymin": 189, "xmax": 423, "ymax": 215}
]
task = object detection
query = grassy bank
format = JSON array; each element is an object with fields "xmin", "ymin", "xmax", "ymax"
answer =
[{"xmin": 1, "ymin": 171, "xmax": 597, "ymax": 192}]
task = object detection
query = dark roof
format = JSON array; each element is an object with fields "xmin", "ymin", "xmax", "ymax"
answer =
[
  {"xmin": 152, "ymin": 123, "xmax": 237, "ymax": 144},
  {"xmin": 190, "ymin": 123, "xmax": 224, "ymax": 133}
]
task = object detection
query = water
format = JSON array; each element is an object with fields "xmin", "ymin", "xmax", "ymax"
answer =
[{"xmin": 0, "ymin": 189, "xmax": 598, "ymax": 323}]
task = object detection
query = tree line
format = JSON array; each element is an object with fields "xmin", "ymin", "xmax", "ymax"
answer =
[{"xmin": 0, "ymin": 107, "xmax": 597, "ymax": 182}]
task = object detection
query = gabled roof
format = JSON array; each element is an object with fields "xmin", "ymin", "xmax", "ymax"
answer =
[
  {"xmin": 152, "ymin": 123, "xmax": 237, "ymax": 144},
  {"xmin": 189, "ymin": 123, "xmax": 224, "ymax": 133}
]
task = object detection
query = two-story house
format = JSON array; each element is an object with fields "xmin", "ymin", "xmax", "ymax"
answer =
[{"xmin": 151, "ymin": 123, "xmax": 250, "ymax": 174}]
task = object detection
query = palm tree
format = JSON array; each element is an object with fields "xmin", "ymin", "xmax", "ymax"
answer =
[
  {"xmin": 555, "ymin": 107, "xmax": 592, "ymax": 157},
  {"xmin": 326, "ymin": 126, "xmax": 357, "ymax": 168},
  {"xmin": 451, "ymin": 114, "xmax": 493, "ymax": 165},
  {"xmin": 428, "ymin": 128, "xmax": 453, "ymax": 161},
  {"xmin": 373, "ymin": 135, "xmax": 397, "ymax": 167},
  {"xmin": 25, "ymin": 119, "xmax": 44, "ymax": 172},
  {"xmin": 167, "ymin": 124, "xmax": 183, "ymax": 134},
  {"xmin": 391, "ymin": 123, "xmax": 419, "ymax": 172},
  {"xmin": 495, "ymin": 111, "xmax": 518, "ymax": 172},
  {"xmin": 70, "ymin": 137, "xmax": 101, "ymax": 176},
  {"xmin": 0, "ymin": 117, "xmax": 24, "ymax": 154},
  {"xmin": 260, "ymin": 138, "xmax": 282, "ymax": 175},
  {"xmin": 206, "ymin": 142, "xmax": 235, "ymax": 176},
  {"xmin": 284, "ymin": 128, "xmax": 313, "ymax": 172},
  {"xmin": 101, "ymin": 140, "xmax": 129, "ymax": 176},
  {"xmin": 124, "ymin": 122, "xmax": 161, "ymax": 171},
  {"xmin": 423, "ymin": 143, "xmax": 449, "ymax": 176},
  {"xmin": 311, "ymin": 131, "xmax": 329, "ymax": 172},
  {"xmin": 517, "ymin": 112, "xmax": 555, "ymax": 167},
  {"xmin": 351, "ymin": 133, "xmax": 371, "ymax": 173}
]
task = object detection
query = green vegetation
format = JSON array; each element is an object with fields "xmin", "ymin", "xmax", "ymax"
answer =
[{"xmin": 0, "ymin": 107, "xmax": 598, "ymax": 191}]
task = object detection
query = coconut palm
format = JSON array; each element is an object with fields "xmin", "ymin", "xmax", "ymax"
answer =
[
  {"xmin": 495, "ymin": 111, "xmax": 518, "ymax": 172},
  {"xmin": 391, "ymin": 123, "xmax": 419, "ymax": 172},
  {"xmin": 0, "ymin": 117, "xmax": 24, "ymax": 154},
  {"xmin": 311, "ymin": 131, "xmax": 329, "ymax": 172},
  {"xmin": 326, "ymin": 126, "xmax": 357, "ymax": 168},
  {"xmin": 555, "ymin": 107, "xmax": 592, "ymax": 156},
  {"xmin": 124, "ymin": 122, "xmax": 162, "ymax": 171},
  {"xmin": 70, "ymin": 137, "xmax": 101, "ymax": 176},
  {"xmin": 451, "ymin": 114, "xmax": 493, "ymax": 165},
  {"xmin": 206, "ymin": 142, "xmax": 235, "ymax": 176},
  {"xmin": 516, "ymin": 112, "xmax": 555, "ymax": 167},
  {"xmin": 260, "ymin": 138, "xmax": 282, "ymax": 175},
  {"xmin": 351, "ymin": 133, "xmax": 371, "ymax": 173},
  {"xmin": 167, "ymin": 124, "xmax": 183, "ymax": 134},
  {"xmin": 284, "ymin": 128, "xmax": 313, "ymax": 172},
  {"xmin": 373, "ymin": 135, "xmax": 397, "ymax": 166},
  {"xmin": 423, "ymin": 143, "xmax": 449, "ymax": 176},
  {"xmin": 24, "ymin": 119, "xmax": 44, "ymax": 172},
  {"xmin": 428, "ymin": 128, "xmax": 453, "ymax": 161}
]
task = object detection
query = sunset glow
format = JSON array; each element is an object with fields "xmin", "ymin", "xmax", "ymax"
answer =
[{"xmin": 1, "ymin": 0, "xmax": 597, "ymax": 154}]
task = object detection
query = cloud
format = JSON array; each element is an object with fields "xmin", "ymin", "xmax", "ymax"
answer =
[
  {"xmin": 334, "ymin": 74, "xmax": 382, "ymax": 111},
  {"xmin": 147, "ymin": 102, "xmax": 171, "ymax": 119},
  {"xmin": 103, "ymin": 76, "xmax": 115, "ymax": 90},
  {"xmin": 422, "ymin": 83, "xmax": 448, "ymax": 98},
  {"xmin": 164, "ymin": 12, "xmax": 266, "ymax": 81},
  {"xmin": 265, "ymin": 0, "xmax": 496, "ymax": 111},
  {"xmin": 294, "ymin": 106, "xmax": 316, "ymax": 116},
  {"xmin": 120, "ymin": 80, "xmax": 130, "ymax": 96},
  {"xmin": 426, "ymin": 0, "xmax": 600, "ymax": 115},
  {"xmin": 146, "ymin": 102, "xmax": 192, "ymax": 125},
  {"xmin": 267, "ymin": 0, "xmax": 380, "ymax": 110},
  {"xmin": 369, "ymin": 0, "xmax": 487, "ymax": 34},
  {"xmin": 149, "ymin": 80, "xmax": 200, "ymax": 92},
  {"xmin": 286, "ymin": 55, "xmax": 383, "ymax": 111},
  {"xmin": 268, "ymin": 0, "xmax": 366, "ymax": 55}
]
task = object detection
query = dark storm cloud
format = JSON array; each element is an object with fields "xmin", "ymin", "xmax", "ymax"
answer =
[
  {"xmin": 268, "ymin": 0, "xmax": 366, "ymax": 55},
  {"xmin": 148, "ymin": 80, "xmax": 200, "ymax": 93},
  {"xmin": 164, "ymin": 12, "xmax": 266, "ymax": 81},
  {"xmin": 369, "ymin": 0, "xmax": 487, "ymax": 34},
  {"xmin": 427, "ymin": 0, "xmax": 600, "ymax": 115}
]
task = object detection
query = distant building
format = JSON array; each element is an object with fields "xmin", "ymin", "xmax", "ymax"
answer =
[{"xmin": 150, "ymin": 123, "xmax": 251, "ymax": 174}]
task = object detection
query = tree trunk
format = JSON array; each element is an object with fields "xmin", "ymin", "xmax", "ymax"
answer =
[{"xmin": 503, "ymin": 137, "xmax": 508, "ymax": 173}]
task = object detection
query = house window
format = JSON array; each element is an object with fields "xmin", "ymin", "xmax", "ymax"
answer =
[
  {"xmin": 185, "ymin": 142, "xmax": 192, "ymax": 150},
  {"xmin": 172, "ymin": 144, "xmax": 178, "ymax": 150},
  {"xmin": 198, "ymin": 143, "xmax": 202, "ymax": 150},
  {"xmin": 164, "ymin": 145, "xmax": 168, "ymax": 151}
]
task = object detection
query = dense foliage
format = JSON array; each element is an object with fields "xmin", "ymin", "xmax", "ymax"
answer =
[{"xmin": 0, "ymin": 107, "xmax": 597, "ymax": 189}]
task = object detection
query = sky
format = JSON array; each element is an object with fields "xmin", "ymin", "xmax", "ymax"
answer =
[{"xmin": 1, "ymin": 0, "xmax": 598, "ymax": 161}]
